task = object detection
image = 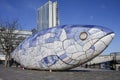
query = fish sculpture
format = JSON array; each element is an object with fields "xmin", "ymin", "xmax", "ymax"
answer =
[{"xmin": 11, "ymin": 25, "xmax": 114, "ymax": 70}]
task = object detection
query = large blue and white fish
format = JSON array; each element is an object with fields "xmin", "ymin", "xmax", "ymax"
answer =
[{"xmin": 11, "ymin": 25, "xmax": 114, "ymax": 70}]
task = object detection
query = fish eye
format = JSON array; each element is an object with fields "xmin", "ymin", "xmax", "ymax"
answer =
[{"xmin": 80, "ymin": 32, "xmax": 88, "ymax": 41}]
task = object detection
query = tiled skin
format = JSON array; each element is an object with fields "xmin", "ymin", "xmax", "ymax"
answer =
[{"xmin": 11, "ymin": 25, "xmax": 114, "ymax": 70}]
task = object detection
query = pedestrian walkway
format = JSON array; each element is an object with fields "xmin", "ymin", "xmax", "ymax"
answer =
[{"xmin": 0, "ymin": 66, "xmax": 120, "ymax": 80}]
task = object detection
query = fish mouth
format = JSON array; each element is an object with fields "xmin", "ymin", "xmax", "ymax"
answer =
[
  {"xmin": 92, "ymin": 32, "xmax": 115, "ymax": 56},
  {"xmin": 82, "ymin": 32, "xmax": 115, "ymax": 65}
]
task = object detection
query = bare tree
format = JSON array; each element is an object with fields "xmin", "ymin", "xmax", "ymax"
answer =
[{"xmin": 0, "ymin": 19, "xmax": 22, "ymax": 67}]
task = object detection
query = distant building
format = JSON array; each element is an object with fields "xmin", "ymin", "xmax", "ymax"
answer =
[
  {"xmin": 37, "ymin": 0, "xmax": 59, "ymax": 31},
  {"xmin": 86, "ymin": 52, "xmax": 120, "ymax": 71},
  {"xmin": 0, "ymin": 30, "xmax": 32, "ymax": 56}
]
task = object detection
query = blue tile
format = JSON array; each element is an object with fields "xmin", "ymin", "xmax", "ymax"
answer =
[
  {"xmin": 45, "ymin": 37, "xmax": 55, "ymax": 43},
  {"xmin": 40, "ymin": 55, "xmax": 59, "ymax": 67},
  {"xmin": 90, "ymin": 45, "xmax": 95, "ymax": 50},
  {"xmin": 59, "ymin": 53, "xmax": 67, "ymax": 59}
]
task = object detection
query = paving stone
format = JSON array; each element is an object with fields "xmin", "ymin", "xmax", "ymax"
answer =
[{"xmin": 0, "ymin": 66, "xmax": 120, "ymax": 80}]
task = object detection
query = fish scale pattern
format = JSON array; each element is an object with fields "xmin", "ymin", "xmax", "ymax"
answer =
[{"xmin": 12, "ymin": 25, "xmax": 114, "ymax": 70}]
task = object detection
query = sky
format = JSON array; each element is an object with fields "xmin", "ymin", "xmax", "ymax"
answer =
[{"xmin": 0, "ymin": 0, "xmax": 120, "ymax": 54}]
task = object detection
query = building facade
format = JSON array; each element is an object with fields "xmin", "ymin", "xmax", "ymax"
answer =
[
  {"xmin": 37, "ymin": 1, "xmax": 59, "ymax": 31},
  {"xmin": 86, "ymin": 52, "xmax": 120, "ymax": 71},
  {"xmin": 0, "ymin": 30, "xmax": 32, "ymax": 56}
]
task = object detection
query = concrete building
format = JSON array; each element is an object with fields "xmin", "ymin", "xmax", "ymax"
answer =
[
  {"xmin": 37, "ymin": 0, "xmax": 59, "ymax": 31},
  {"xmin": 86, "ymin": 52, "xmax": 120, "ymax": 71},
  {"xmin": 0, "ymin": 30, "xmax": 32, "ymax": 61}
]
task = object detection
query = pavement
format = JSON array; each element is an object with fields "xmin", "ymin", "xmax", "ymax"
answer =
[{"xmin": 0, "ymin": 65, "xmax": 120, "ymax": 80}]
